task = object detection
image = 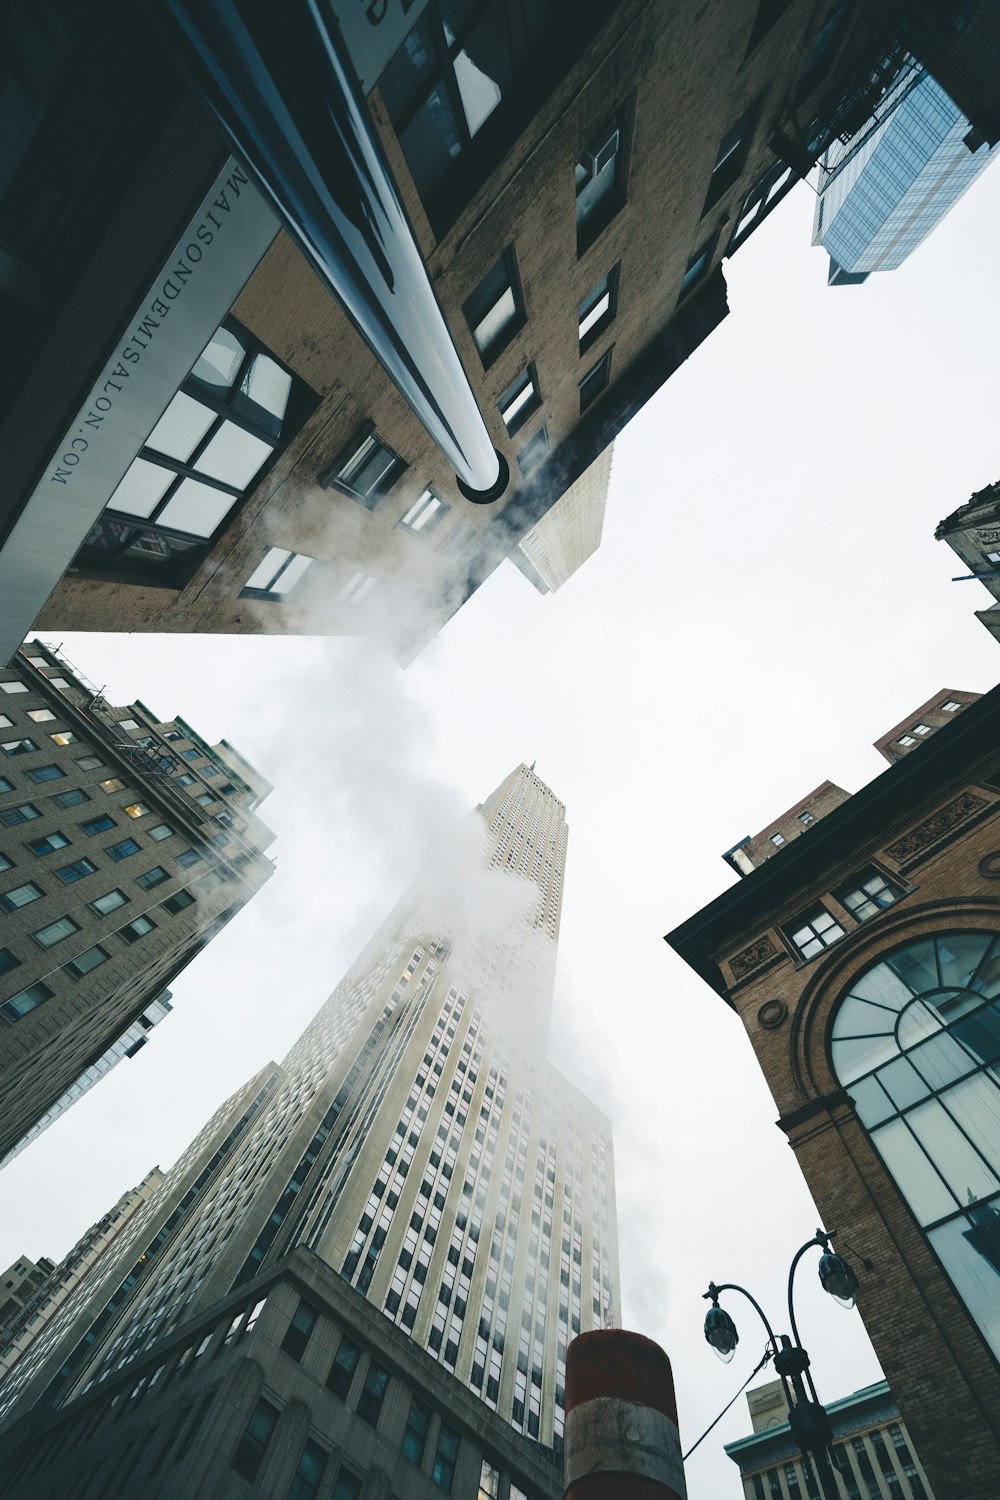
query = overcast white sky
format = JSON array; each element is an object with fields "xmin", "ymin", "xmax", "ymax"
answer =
[{"xmin": 2, "ymin": 165, "xmax": 1000, "ymax": 1495}]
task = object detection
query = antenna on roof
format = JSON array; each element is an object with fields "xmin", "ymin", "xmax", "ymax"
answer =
[{"xmin": 529, "ymin": 760, "xmax": 536, "ymax": 772}]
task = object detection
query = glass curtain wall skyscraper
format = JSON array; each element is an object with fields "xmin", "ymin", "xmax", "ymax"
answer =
[
  {"xmin": 0, "ymin": 765, "xmax": 618, "ymax": 1475},
  {"xmin": 812, "ymin": 61, "xmax": 999, "ymax": 284}
]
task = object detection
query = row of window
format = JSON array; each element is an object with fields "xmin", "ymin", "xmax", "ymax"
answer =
[{"xmin": 749, "ymin": 1418, "xmax": 928, "ymax": 1500}]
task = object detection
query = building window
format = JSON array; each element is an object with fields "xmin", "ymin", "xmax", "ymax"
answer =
[
  {"xmin": 0, "ymin": 803, "xmax": 41, "ymax": 828},
  {"xmin": 0, "ymin": 775, "xmax": 11, "ymax": 793},
  {"xmin": 162, "ymin": 889, "xmax": 195, "ymax": 914},
  {"xmin": 787, "ymin": 906, "xmax": 846, "ymax": 959},
  {"xmin": 399, "ymin": 490, "xmax": 450, "ymax": 535},
  {"xmin": 479, "ymin": 1460, "xmax": 501, "ymax": 1498},
  {"xmin": 941, "ymin": 700, "xmax": 962, "ymax": 713},
  {"xmin": 91, "ymin": 889, "xmax": 129, "ymax": 916},
  {"xmin": 49, "ymin": 731, "xmax": 79, "ymax": 747},
  {"xmin": 149, "ymin": 824, "xmax": 174, "ymax": 841},
  {"xmin": 517, "ymin": 426, "xmax": 549, "ymax": 478},
  {"xmin": 288, "ymin": 1438, "xmax": 328, "ymax": 1500},
  {"xmin": 678, "ymin": 236, "xmax": 716, "ymax": 298},
  {"xmin": 0, "ymin": 947, "xmax": 18, "ymax": 976},
  {"xmin": 241, "ymin": 547, "xmax": 316, "ymax": 599},
  {"xmin": 176, "ymin": 849, "xmax": 203, "ymax": 868},
  {"xmin": 124, "ymin": 803, "xmax": 151, "ymax": 820},
  {"xmin": 728, "ymin": 161, "xmax": 796, "ymax": 251},
  {"xmin": 26, "ymin": 764, "xmax": 65, "ymax": 783},
  {"xmin": 81, "ymin": 816, "xmax": 116, "ymax": 836},
  {"xmin": 67, "ymin": 944, "xmax": 110, "ymax": 976},
  {"xmin": 137, "ymin": 866, "xmax": 169, "ymax": 890},
  {"xmin": 331, "ymin": 1472, "xmax": 362, "ymax": 1500},
  {"xmin": 770, "ymin": 833, "xmax": 785, "ymax": 847},
  {"xmin": 176, "ymin": 773, "xmax": 196, "ymax": 787},
  {"xmin": 703, "ymin": 101, "xmax": 758, "ymax": 215},
  {"xmin": 27, "ymin": 831, "xmax": 70, "ymax": 856},
  {"xmin": 579, "ymin": 351, "xmax": 611, "ymax": 412},
  {"xmin": 0, "ymin": 681, "xmax": 28, "ymax": 694},
  {"xmin": 75, "ymin": 757, "xmax": 102, "ymax": 772},
  {"xmin": 55, "ymin": 858, "xmax": 97, "ymax": 884},
  {"xmin": 463, "ymin": 249, "xmax": 525, "ymax": 365},
  {"xmin": 0, "ymin": 853, "xmax": 11, "ymax": 872},
  {"xmin": 578, "ymin": 266, "xmax": 619, "ymax": 353},
  {"xmin": 32, "ymin": 915, "xmax": 81, "ymax": 949},
  {"xmin": 121, "ymin": 915, "xmax": 156, "ymax": 944},
  {"xmin": 402, "ymin": 1397, "xmax": 431, "ymax": 1464},
  {"xmin": 281, "ymin": 1301, "xmax": 319, "ymax": 1362},
  {"xmin": 898, "ymin": 735, "xmax": 917, "ymax": 748},
  {"xmin": 337, "ymin": 572, "xmax": 377, "ymax": 604},
  {"xmin": 498, "ymin": 368, "xmax": 541, "ymax": 437},
  {"xmin": 836, "ymin": 869, "xmax": 904, "ymax": 924},
  {"xmin": 798, "ymin": 811, "xmax": 815, "ymax": 826},
  {"xmin": 0, "ymin": 881, "xmax": 44, "ymax": 912},
  {"xmin": 576, "ymin": 113, "xmax": 627, "ymax": 255},
  {"xmin": 438, "ymin": 519, "xmax": 476, "ymax": 556},
  {"xmin": 912, "ymin": 723, "xmax": 932, "ymax": 736},
  {"xmin": 2, "ymin": 738, "xmax": 37, "ymax": 756},
  {"xmin": 0, "ymin": 981, "xmax": 54, "ymax": 1023},
  {"xmin": 831, "ymin": 931, "xmax": 1000, "ymax": 1363},
  {"xmin": 53, "ymin": 788, "xmax": 91, "ymax": 809},
  {"xmin": 432, "ymin": 1424, "xmax": 460, "ymax": 1491},
  {"xmin": 322, "ymin": 427, "xmax": 407, "ymax": 508},
  {"xmin": 231, "ymin": 1397, "xmax": 280, "ymax": 1482},
  {"xmin": 356, "ymin": 1362, "xmax": 390, "ymax": 1427},
  {"xmin": 74, "ymin": 320, "xmax": 312, "ymax": 585},
  {"xmin": 27, "ymin": 709, "xmax": 56, "ymax": 723},
  {"xmin": 323, "ymin": 1336, "xmax": 361, "ymax": 1401},
  {"xmin": 107, "ymin": 838, "xmax": 141, "ymax": 861}
]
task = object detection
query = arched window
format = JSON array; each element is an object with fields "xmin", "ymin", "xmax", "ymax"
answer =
[{"xmin": 831, "ymin": 931, "xmax": 1000, "ymax": 1361}]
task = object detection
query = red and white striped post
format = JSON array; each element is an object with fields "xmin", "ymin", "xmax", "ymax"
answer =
[{"xmin": 564, "ymin": 1330, "xmax": 686, "ymax": 1500}]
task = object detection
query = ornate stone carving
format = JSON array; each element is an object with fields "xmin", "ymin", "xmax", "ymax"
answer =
[
  {"xmin": 972, "ymin": 526, "xmax": 1000, "ymax": 547},
  {"xmin": 979, "ymin": 852, "xmax": 1000, "ymax": 879},
  {"xmin": 757, "ymin": 999, "xmax": 787, "ymax": 1029},
  {"xmin": 886, "ymin": 793, "xmax": 989, "ymax": 863},
  {"xmin": 730, "ymin": 935, "xmax": 778, "ymax": 979}
]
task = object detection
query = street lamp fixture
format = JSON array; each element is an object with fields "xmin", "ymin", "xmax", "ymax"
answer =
[{"xmin": 701, "ymin": 1228, "xmax": 865, "ymax": 1500}]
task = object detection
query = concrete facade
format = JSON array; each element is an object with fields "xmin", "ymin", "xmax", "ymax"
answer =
[
  {"xmin": 667, "ymin": 690, "xmax": 1000, "ymax": 1500},
  {"xmin": 0, "ymin": 640, "xmax": 275, "ymax": 1161},
  {"xmin": 513, "ymin": 448, "xmax": 613, "ymax": 596}
]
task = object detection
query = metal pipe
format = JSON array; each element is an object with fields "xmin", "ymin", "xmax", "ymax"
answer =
[{"xmin": 152, "ymin": 0, "xmax": 506, "ymax": 500}]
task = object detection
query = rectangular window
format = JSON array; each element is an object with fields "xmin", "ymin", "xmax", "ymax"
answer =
[
  {"xmin": 281, "ymin": 1301, "xmax": 319, "ymax": 1362},
  {"xmin": 678, "ymin": 236, "xmax": 716, "ymax": 298},
  {"xmin": 323, "ymin": 428, "xmax": 407, "ymax": 508},
  {"xmin": 242, "ymin": 546, "xmax": 316, "ymax": 599},
  {"xmin": 149, "ymin": 824, "xmax": 174, "ymax": 841},
  {"xmin": 703, "ymin": 101, "xmax": 758, "ymax": 215},
  {"xmin": 27, "ymin": 764, "xmax": 66, "ymax": 783},
  {"xmin": 288, "ymin": 1438, "xmax": 328, "ymax": 1500},
  {"xmin": 399, "ymin": 489, "xmax": 450, "ymax": 535},
  {"xmin": 332, "ymin": 1473, "xmax": 362, "ymax": 1500},
  {"xmin": 0, "ymin": 681, "xmax": 28, "ymax": 693},
  {"xmin": 576, "ymin": 113, "xmax": 627, "ymax": 254},
  {"xmin": 517, "ymin": 426, "xmax": 549, "ymax": 478},
  {"xmin": 463, "ymin": 249, "xmax": 525, "ymax": 365},
  {"xmin": 0, "ymin": 853, "xmax": 11, "ymax": 872},
  {"xmin": 0, "ymin": 775, "xmax": 11, "ymax": 793},
  {"xmin": 176, "ymin": 849, "xmax": 203, "ymax": 868},
  {"xmin": 1, "ymin": 981, "xmax": 53, "ymax": 1023},
  {"xmin": 81, "ymin": 815, "xmax": 116, "ymax": 836},
  {"xmin": 837, "ymin": 869, "xmax": 904, "ymax": 923},
  {"xmin": 798, "ymin": 810, "xmax": 815, "ymax": 826},
  {"xmin": 0, "ymin": 802, "xmax": 40, "ymax": 827},
  {"xmin": 91, "ymin": 889, "xmax": 129, "ymax": 916},
  {"xmin": 788, "ymin": 907, "xmax": 845, "ymax": 960},
  {"xmin": 137, "ymin": 866, "xmax": 169, "ymax": 890},
  {"xmin": 898, "ymin": 735, "xmax": 917, "ymax": 748},
  {"xmin": 53, "ymin": 788, "xmax": 90, "ymax": 809},
  {"xmin": 68, "ymin": 944, "xmax": 110, "ymax": 976},
  {"xmin": 770, "ymin": 832, "xmax": 785, "ymax": 847},
  {"xmin": 0, "ymin": 881, "xmax": 44, "ymax": 912},
  {"xmin": 941, "ymin": 699, "xmax": 962, "ymax": 712},
  {"xmin": 162, "ymin": 889, "xmax": 195, "ymax": 914},
  {"xmin": 56, "ymin": 857, "xmax": 98, "ymax": 884},
  {"xmin": 27, "ymin": 831, "xmax": 70, "ymax": 856},
  {"xmin": 176, "ymin": 773, "xmax": 196, "ymax": 787},
  {"xmin": 75, "ymin": 757, "xmax": 102, "ymax": 771},
  {"xmin": 33, "ymin": 915, "xmax": 81, "ymax": 949},
  {"xmin": 124, "ymin": 803, "xmax": 151, "ymax": 819},
  {"xmin": 49, "ymin": 731, "xmax": 79, "ymax": 747},
  {"xmin": 100, "ymin": 778, "xmax": 124, "ymax": 793},
  {"xmin": 337, "ymin": 572, "xmax": 377, "ymax": 604},
  {"xmin": 107, "ymin": 839, "xmax": 141, "ymax": 861},
  {"xmin": 913, "ymin": 723, "xmax": 932, "ymax": 736},
  {"xmin": 27, "ymin": 709, "xmax": 55, "ymax": 723},
  {"xmin": 231, "ymin": 1398, "xmax": 280, "ymax": 1482},
  {"xmin": 121, "ymin": 915, "xmax": 156, "ymax": 944},
  {"xmin": 0, "ymin": 947, "xmax": 18, "ymax": 976},
  {"xmin": 402, "ymin": 1397, "xmax": 431, "ymax": 1464},
  {"xmin": 432, "ymin": 1424, "xmax": 459, "ymax": 1491},
  {"xmin": 479, "ymin": 1460, "xmax": 501, "ymax": 1499},
  {"xmin": 2, "ymin": 738, "xmax": 37, "ymax": 755},
  {"xmin": 498, "ymin": 367, "xmax": 541, "ymax": 437},
  {"xmin": 356, "ymin": 1362, "xmax": 390, "ymax": 1427},
  {"xmin": 579, "ymin": 352, "xmax": 611, "ymax": 412},
  {"xmin": 326, "ymin": 1336, "xmax": 361, "ymax": 1400},
  {"xmin": 578, "ymin": 266, "xmax": 619, "ymax": 352}
]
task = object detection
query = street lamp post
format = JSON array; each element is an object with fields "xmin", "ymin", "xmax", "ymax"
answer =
[{"xmin": 702, "ymin": 1229, "xmax": 861, "ymax": 1500}]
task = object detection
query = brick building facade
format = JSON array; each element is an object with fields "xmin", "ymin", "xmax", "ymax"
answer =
[{"xmin": 667, "ymin": 689, "xmax": 1000, "ymax": 1500}]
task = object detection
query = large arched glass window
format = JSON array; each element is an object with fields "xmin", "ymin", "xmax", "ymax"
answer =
[{"xmin": 831, "ymin": 931, "xmax": 1000, "ymax": 1361}]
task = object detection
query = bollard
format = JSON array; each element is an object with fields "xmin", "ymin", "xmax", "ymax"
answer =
[{"xmin": 564, "ymin": 1330, "xmax": 686, "ymax": 1500}]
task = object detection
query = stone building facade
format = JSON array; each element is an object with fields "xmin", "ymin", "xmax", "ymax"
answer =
[
  {"xmin": 935, "ymin": 478, "xmax": 1000, "ymax": 647},
  {"xmin": 0, "ymin": 640, "xmax": 274, "ymax": 1160},
  {"xmin": 667, "ymin": 688, "xmax": 1000, "ymax": 1500}
]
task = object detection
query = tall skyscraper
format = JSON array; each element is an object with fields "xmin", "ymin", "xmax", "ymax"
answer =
[
  {"xmin": 812, "ymin": 62, "xmax": 999, "ymax": 285},
  {"xmin": 0, "ymin": 766, "xmax": 618, "ymax": 1500},
  {"xmin": 0, "ymin": 640, "xmax": 275, "ymax": 1162}
]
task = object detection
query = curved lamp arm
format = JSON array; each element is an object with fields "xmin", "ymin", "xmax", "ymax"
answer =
[
  {"xmin": 704, "ymin": 1280, "xmax": 780, "ymax": 1351},
  {"xmin": 786, "ymin": 1230, "xmax": 833, "ymax": 1350}
]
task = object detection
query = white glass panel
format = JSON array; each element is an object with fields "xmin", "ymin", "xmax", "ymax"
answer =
[
  {"xmin": 907, "ymin": 1099, "xmax": 998, "ymax": 1206},
  {"xmin": 872, "ymin": 1117, "xmax": 956, "ymax": 1225},
  {"xmin": 831, "ymin": 1033, "xmax": 899, "ymax": 1084},
  {"xmin": 896, "ymin": 998, "xmax": 945, "ymax": 1050},
  {"xmin": 928, "ymin": 1205, "xmax": 1000, "ymax": 1360},
  {"xmin": 241, "ymin": 355, "xmax": 292, "ymax": 421},
  {"xmin": 847, "ymin": 1074, "xmax": 895, "ymax": 1128},
  {"xmin": 192, "ymin": 327, "xmax": 244, "ymax": 387},
  {"xmin": 502, "ymin": 381, "xmax": 535, "ymax": 427},
  {"xmin": 146, "ymin": 392, "xmax": 215, "ymax": 461},
  {"xmin": 196, "ymin": 423, "xmax": 272, "ymax": 489},
  {"xmin": 943, "ymin": 1073, "xmax": 1000, "ymax": 1177},
  {"xmin": 455, "ymin": 48, "xmax": 502, "ymax": 135},
  {"xmin": 832, "ymin": 994, "xmax": 898, "ymax": 1041},
  {"xmin": 474, "ymin": 287, "xmax": 516, "ymax": 353},
  {"xmin": 157, "ymin": 481, "xmax": 237, "ymax": 539},
  {"xmin": 972, "ymin": 942, "xmax": 1000, "ymax": 998},
  {"xmin": 579, "ymin": 292, "xmax": 611, "ymax": 340},
  {"xmin": 245, "ymin": 547, "xmax": 291, "ymax": 592},
  {"xmin": 877, "ymin": 1057, "xmax": 929, "ymax": 1110},
  {"xmin": 909, "ymin": 1031, "xmax": 979, "ymax": 1091},
  {"xmin": 938, "ymin": 933, "xmax": 992, "ymax": 991},
  {"xmin": 885, "ymin": 939, "xmax": 939, "ymax": 996},
  {"xmin": 273, "ymin": 553, "xmax": 313, "ymax": 595},
  {"xmin": 849, "ymin": 962, "xmax": 914, "ymax": 1012},
  {"xmin": 107, "ymin": 458, "xmax": 175, "ymax": 519}
]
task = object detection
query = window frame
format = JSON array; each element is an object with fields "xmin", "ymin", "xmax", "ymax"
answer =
[
  {"xmin": 786, "ymin": 904, "xmax": 847, "ymax": 961},
  {"xmin": 702, "ymin": 100, "xmax": 760, "ymax": 216},
  {"xmin": 579, "ymin": 350, "xmax": 612, "ymax": 413},
  {"xmin": 463, "ymin": 247, "xmax": 526, "ymax": 367},
  {"xmin": 498, "ymin": 366, "xmax": 541, "ymax": 437},
  {"xmin": 321, "ymin": 423, "xmax": 407, "ymax": 509},
  {"xmin": 578, "ymin": 265, "xmax": 620, "ymax": 354},
  {"xmin": 240, "ymin": 546, "xmax": 316, "ymax": 600},
  {"xmin": 576, "ymin": 109, "xmax": 630, "ymax": 257}
]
